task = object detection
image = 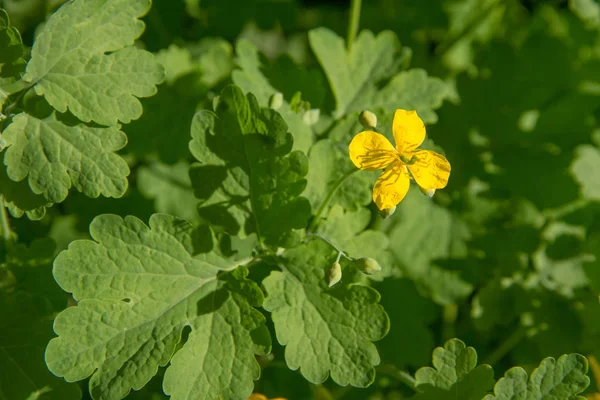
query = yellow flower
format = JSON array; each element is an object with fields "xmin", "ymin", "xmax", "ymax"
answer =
[
  {"xmin": 247, "ymin": 394, "xmax": 287, "ymax": 400},
  {"xmin": 349, "ymin": 109, "xmax": 451, "ymax": 210}
]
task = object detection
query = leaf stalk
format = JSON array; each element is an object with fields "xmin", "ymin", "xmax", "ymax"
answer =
[
  {"xmin": 309, "ymin": 169, "xmax": 357, "ymax": 232},
  {"xmin": 376, "ymin": 364, "xmax": 420, "ymax": 392},
  {"xmin": 482, "ymin": 325, "xmax": 527, "ymax": 366},
  {"xmin": 0, "ymin": 196, "xmax": 12, "ymax": 244},
  {"xmin": 346, "ymin": 0, "xmax": 362, "ymax": 52}
]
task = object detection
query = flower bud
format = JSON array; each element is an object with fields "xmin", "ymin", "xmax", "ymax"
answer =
[
  {"xmin": 212, "ymin": 95, "xmax": 220, "ymax": 111},
  {"xmin": 326, "ymin": 261, "xmax": 342, "ymax": 287},
  {"xmin": 352, "ymin": 257, "xmax": 381, "ymax": 275},
  {"xmin": 379, "ymin": 206, "xmax": 396, "ymax": 219},
  {"xmin": 358, "ymin": 110, "xmax": 377, "ymax": 130},
  {"xmin": 419, "ymin": 186, "xmax": 436, "ymax": 197},
  {"xmin": 303, "ymin": 109, "xmax": 320, "ymax": 125},
  {"xmin": 269, "ymin": 92, "xmax": 283, "ymax": 110}
]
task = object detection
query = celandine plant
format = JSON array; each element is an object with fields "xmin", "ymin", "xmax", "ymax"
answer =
[{"xmin": 0, "ymin": 0, "xmax": 599, "ymax": 399}]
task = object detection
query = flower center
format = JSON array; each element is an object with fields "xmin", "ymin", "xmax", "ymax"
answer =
[{"xmin": 398, "ymin": 153, "xmax": 418, "ymax": 165}]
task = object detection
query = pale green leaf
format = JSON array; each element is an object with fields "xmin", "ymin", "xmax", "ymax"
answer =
[
  {"xmin": 362, "ymin": 69, "xmax": 448, "ymax": 124},
  {"xmin": 262, "ymin": 240, "xmax": 389, "ymax": 387},
  {"xmin": 483, "ymin": 354, "xmax": 589, "ymax": 399},
  {"xmin": 570, "ymin": 0, "xmax": 600, "ymax": 27},
  {"xmin": 155, "ymin": 44, "xmax": 197, "ymax": 85},
  {"xmin": 23, "ymin": 0, "xmax": 164, "ymax": 126},
  {"xmin": 570, "ymin": 144, "xmax": 600, "ymax": 201},
  {"xmin": 1, "ymin": 113, "xmax": 129, "ymax": 203},
  {"xmin": 46, "ymin": 214, "xmax": 270, "ymax": 400},
  {"xmin": 412, "ymin": 338, "xmax": 494, "ymax": 400},
  {"xmin": 0, "ymin": 153, "xmax": 49, "ymax": 220},
  {"xmin": 137, "ymin": 161, "xmax": 199, "ymax": 224},
  {"xmin": 303, "ymin": 138, "xmax": 372, "ymax": 212},
  {"xmin": 317, "ymin": 205, "xmax": 389, "ymax": 265},
  {"xmin": 389, "ymin": 190, "xmax": 472, "ymax": 305},
  {"xmin": 308, "ymin": 27, "xmax": 447, "ymax": 123}
]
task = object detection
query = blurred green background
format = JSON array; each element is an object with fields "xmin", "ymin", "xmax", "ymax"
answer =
[{"xmin": 2, "ymin": 0, "xmax": 600, "ymax": 398}]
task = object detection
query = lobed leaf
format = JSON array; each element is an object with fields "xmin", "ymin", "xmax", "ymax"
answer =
[
  {"xmin": 189, "ymin": 84, "xmax": 311, "ymax": 247},
  {"xmin": 23, "ymin": 0, "xmax": 164, "ymax": 126},
  {"xmin": 308, "ymin": 27, "xmax": 447, "ymax": 123},
  {"xmin": 1, "ymin": 113, "xmax": 129, "ymax": 203},
  {"xmin": 46, "ymin": 214, "xmax": 270, "ymax": 400},
  {"xmin": 262, "ymin": 240, "xmax": 389, "ymax": 387},
  {"xmin": 483, "ymin": 354, "xmax": 589, "ymax": 399},
  {"xmin": 412, "ymin": 338, "xmax": 494, "ymax": 400}
]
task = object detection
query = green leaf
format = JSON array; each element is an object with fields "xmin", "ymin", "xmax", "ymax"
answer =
[
  {"xmin": 303, "ymin": 138, "xmax": 373, "ymax": 212},
  {"xmin": 0, "ymin": 291, "xmax": 81, "ymax": 400},
  {"xmin": 570, "ymin": 0, "xmax": 600, "ymax": 27},
  {"xmin": 316, "ymin": 205, "xmax": 389, "ymax": 263},
  {"xmin": 137, "ymin": 161, "xmax": 200, "ymax": 224},
  {"xmin": 0, "ymin": 8, "xmax": 26, "ymax": 114},
  {"xmin": 483, "ymin": 354, "xmax": 589, "ymax": 399},
  {"xmin": 0, "ymin": 154, "xmax": 49, "ymax": 220},
  {"xmin": 0, "ymin": 8, "xmax": 26, "ymax": 86},
  {"xmin": 412, "ymin": 338, "xmax": 495, "ymax": 400},
  {"xmin": 232, "ymin": 39, "xmax": 314, "ymax": 153},
  {"xmin": 23, "ymin": 0, "xmax": 164, "ymax": 126},
  {"xmin": 308, "ymin": 27, "xmax": 447, "ymax": 122},
  {"xmin": 571, "ymin": 145, "xmax": 600, "ymax": 201},
  {"xmin": 189, "ymin": 84, "xmax": 311, "ymax": 246},
  {"xmin": 46, "ymin": 214, "xmax": 270, "ymax": 400},
  {"xmin": 0, "ymin": 238, "xmax": 80, "ymax": 400},
  {"xmin": 389, "ymin": 190, "xmax": 472, "ymax": 305},
  {"xmin": 1, "ymin": 113, "xmax": 129, "ymax": 203},
  {"xmin": 262, "ymin": 240, "xmax": 389, "ymax": 387}
]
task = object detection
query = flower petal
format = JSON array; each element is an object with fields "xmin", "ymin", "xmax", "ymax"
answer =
[
  {"xmin": 373, "ymin": 162, "xmax": 410, "ymax": 210},
  {"xmin": 349, "ymin": 130, "xmax": 398, "ymax": 170},
  {"xmin": 407, "ymin": 150, "xmax": 451, "ymax": 189},
  {"xmin": 392, "ymin": 109, "xmax": 426, "ymax": 152}
]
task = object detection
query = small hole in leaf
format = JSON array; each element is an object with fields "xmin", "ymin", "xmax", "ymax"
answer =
[{"xmin": 121, "ymin": 298, "xmax": 132, "ymax": 304}]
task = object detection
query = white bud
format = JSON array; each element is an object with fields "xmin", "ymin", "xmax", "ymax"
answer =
[
  {"xmin": 326, "ymin": 262, "xmax": 342, "ymax": 287},
  {"xmin": 359, "ymin": 110, "xmax": 377, "ymax": 130},
  {"xmin": 302, "ymin": 108, "xmax": 320, "ymax": 125},
  {"xmin": 269, "ymin": 92, "xmax": 283, "ymax": 110},
  {"xmin": 352, "ymin": 257, "xmax": 381, "ymax": 275}
]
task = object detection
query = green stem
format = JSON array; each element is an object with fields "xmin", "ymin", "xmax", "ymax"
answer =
[
  {"xmin": 0, "ymin": 80, "xmax": 31, "ymax": 96},
  {"xmin": 377, "ymin": 365, "xmax": 419, "ymax": 392},
  {"xmin": 0, "ymin": 196, "xmax": 11, "ymax": 244},
  {"xmin": 482, "ymin": 325, "xmax": 527, "ymax": 366},
  {"xmin": 308, "ymin": 234, "xmax": 352, "ymax": 261},
  {"xmin": 442, "ymin": 304, "xmax": 458, "ymax": 342},
  {"xmin": 542, "ymin": 198, "xmax": 589, "ymax": 221},
  {"xmin": 346, "ymin": 0, "xmax": 362, "ymax": 52},
  {"xmin": 308, "ymin": 169, "xmax": 357, "ymax": 232}
]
